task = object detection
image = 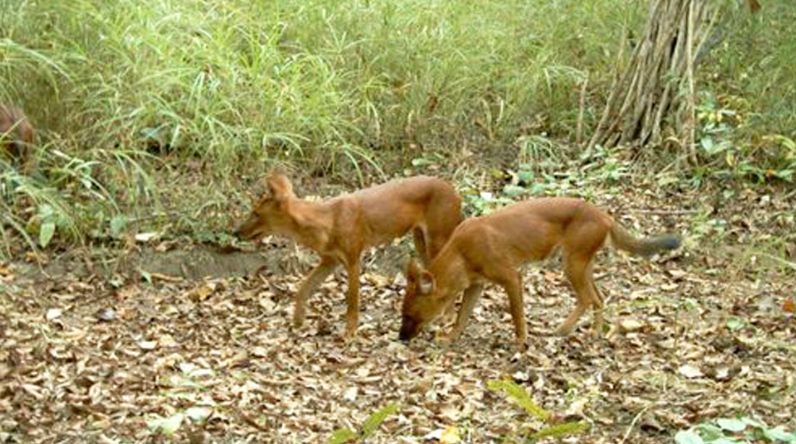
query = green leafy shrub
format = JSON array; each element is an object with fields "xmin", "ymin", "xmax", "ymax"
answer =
[{"xmin": 675, "ymin": 416, "xmax": 796, "ymax": 444}]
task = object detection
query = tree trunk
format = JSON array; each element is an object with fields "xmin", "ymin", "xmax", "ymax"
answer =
[{"xmin": 587, "ymin": 0, "xmax": 723, "ymax": 162}]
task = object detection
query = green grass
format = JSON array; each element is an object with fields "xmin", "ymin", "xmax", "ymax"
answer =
[
  {"xmin": 702, "ymin": 1, "xmax": 796, "ymax": 139},
  {"xmin": 0, "ymin": 0, "xmax": 793, "ymax": 255},
  {"xmin": 3, "ymin": 0, "xmax": 643, "ymax": 165}
]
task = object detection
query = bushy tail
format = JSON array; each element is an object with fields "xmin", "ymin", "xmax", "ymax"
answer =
[{"xmin": 609, "ymin": 224, "xmax": 681, "ymax": 257}]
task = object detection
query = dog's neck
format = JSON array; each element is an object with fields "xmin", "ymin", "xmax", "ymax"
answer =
[
  {"xmin": 279, "ymin": 198, "xmax": 335, "ymax": 253},
  {"xmin": 429, "ymin": 248, "xmax": 470, "ymax": 309}
]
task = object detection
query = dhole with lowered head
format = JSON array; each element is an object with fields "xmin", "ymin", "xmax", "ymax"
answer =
[
  {"xmin": 399, "ymin": 197, "xmax": 681, "ymax": 348},
  {"xmin": 236, "ymin": 171, "xmax": 462, "ymax": 338},
  {"xmin": 0, "ymin": 105, "xmax": 34, "ymax": 173}
]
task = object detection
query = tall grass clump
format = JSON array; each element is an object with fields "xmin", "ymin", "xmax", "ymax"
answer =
[
  {"xmin": 1, "ymin": 0, "xmax": 642, "ymax": 252},
  {"xmin": 279, "ymin": 0, "xmax": 644, "ymax": 150},
  {"xmin": 691, "ymin": 0, "xmax": 796, "ymax": 183},
  {"xmin": 5, "ymin": 0, "xmax": 642, "ymax": 169},
  {"xmin": 13, "ymin": 0, "xmax": 796, "ymax": 251},
  {"xmin": 701, "ymin": 0, "xmax": 796, "ymax": 139}
]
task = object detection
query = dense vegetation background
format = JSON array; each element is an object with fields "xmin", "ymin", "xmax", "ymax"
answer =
[{"xmin": 2, "ymin": 0, "xmax": 794, "ymax": 253}]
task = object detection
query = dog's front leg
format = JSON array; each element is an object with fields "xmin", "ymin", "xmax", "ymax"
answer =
[
  {"xmin": 442, "ymin": 284, "xmax": 484, "ymax": 345},
  {"xmin": 293, "ymin": 256, "xmax": 338, "ymax": 328},
  {"xmin": 343, "ymin": 256, "xmax": 362, "ymax": 339},
  {"xmin": 502, "ymin": 273, "xmax": 528, "ymax": 349}
]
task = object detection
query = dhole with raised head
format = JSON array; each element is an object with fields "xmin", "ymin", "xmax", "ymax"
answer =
[
  {"xmin": 236, "ymin": 172, "xmax": 462, "ymax": 338},
  {"xmin": 399, "ymin": 197, "xmax": 681, "ymax": 348}
]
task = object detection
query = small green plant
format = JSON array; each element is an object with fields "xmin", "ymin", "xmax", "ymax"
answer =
[
  {"xmin": 675, "ymin": 416, "xmax": 796, "ymax": 444},
  {"xmin": 462, "ymin": 189, "xmax": 515, "ymax": 217},
  {"xmin": 725, "ymin": 316, "xmax": 747, "ymax": 332},
  {"xmin": 516, "ymin": 134, "xmax": 567, "ymax": 178},
  {"xmin": 3, "ymin": 171, "xmax": 82, "ymax": 251},
  {"xmin": 487, "ymin": 379, "xmax": 589, "ymax": 443},
  {"xmin": 688, "ymin": 209, "xmax": 729, "ymax": 244},
  {"xmin": 578, "ymin": 145, "xmax": 631, "ymax": 184},
  {"xmin": 329, "ymin": 402, "xmax": 400, "ymax": 444},
  {"xmin": 694, "ymin": 92, "xmax": 796, "ymax": 185},
  {"xmin": 146, "ymin": 406, "xmax": 213, "ymax": 438}
]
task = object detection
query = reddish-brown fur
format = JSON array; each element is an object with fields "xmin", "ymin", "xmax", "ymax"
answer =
[
  {"xmin": 399, "ymin": 198, "xmax": 681, "ymax": 348},
  {"xmin": 0, "ymin": 105, "xmax": 34, "ymax": 173},
  {"xmin": 236, "ymin": 171, "xmax": 462, "ymax": 338}
]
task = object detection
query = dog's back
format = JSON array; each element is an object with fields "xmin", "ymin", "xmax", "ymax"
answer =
[{"xmin": 351, "ymin": 175, "xmax": 462, "ymax": 256}]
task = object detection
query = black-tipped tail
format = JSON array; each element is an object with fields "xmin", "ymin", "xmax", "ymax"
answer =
[{"xmin": 610, "ymin": 225, "xmax": 681, "ymax": 256}]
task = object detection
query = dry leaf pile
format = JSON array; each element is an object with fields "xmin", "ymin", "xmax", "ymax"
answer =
[{"xmin": 1, "ymin": 188, "xmax": 794, "ymax": 443}]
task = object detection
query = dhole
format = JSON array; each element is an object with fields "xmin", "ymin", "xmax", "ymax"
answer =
[
  {"xmin": 399, "ymin": 198, "xmax": 681, "ymax": 348},
  {"xmin": 235, "ymin": 172, "xmax": 462, "ymax": 338},
  {"xmin": 0, "ymin": 105, "xmax": 34, "ymax": 173}
]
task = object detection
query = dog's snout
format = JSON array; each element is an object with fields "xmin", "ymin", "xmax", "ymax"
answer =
[{"xmin": 398, "ymin": 316, "xmax": 419, "ymax": 342}]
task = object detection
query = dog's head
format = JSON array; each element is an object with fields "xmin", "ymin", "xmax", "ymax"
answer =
[
  {"xmin": 399, "ymin": 258, "xmax": 449, "ymax": 342},
  {"xmin": 235, "ymin": 171, "xmax": 296, "ymax": 241}
]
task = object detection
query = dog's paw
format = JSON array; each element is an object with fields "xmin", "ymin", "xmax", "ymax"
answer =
[
  {"xmin": 292, "ymin": 310, "xmax": 306, "ymax": 328},
  {"xmin": 553, "ymin": 325, "xmax": 573, "ymax": 337},
  {"xmin": 342, "ymin": 324, "xmax": 359, "ymax": 342},
  {"xmin": 436, "ymin": 331, "xmax": 462, "ymax": 348}
]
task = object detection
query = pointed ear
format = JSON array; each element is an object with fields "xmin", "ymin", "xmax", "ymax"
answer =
[
  {"xmin": 406, "ymin": 258, "xmax": 420, "ymax": 283},
  {"xmin": 417, "ymin": 271, "xmax": 435, "ymax": 295},
  {"xmin": 266, "ymin": 171, "xmax": 295, "ymax": 201}
]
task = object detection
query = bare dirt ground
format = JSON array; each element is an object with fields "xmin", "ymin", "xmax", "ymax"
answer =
[{"xmin": 1, "ymin": 182, "xmax": 795, "ymax": 443}]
